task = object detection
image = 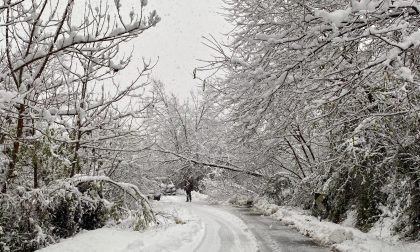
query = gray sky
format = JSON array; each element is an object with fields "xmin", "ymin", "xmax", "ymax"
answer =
[{"xmin": 128, "ymin": 0, "xmax": 232, "ymax": 98}]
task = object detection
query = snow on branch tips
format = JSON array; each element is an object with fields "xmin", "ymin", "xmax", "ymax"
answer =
[{"xmin": 0, "ymin": 0, "xmax": 160, "ymax": 193}]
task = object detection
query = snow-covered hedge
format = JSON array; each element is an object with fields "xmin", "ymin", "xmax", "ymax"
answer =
[{"xmin": 0, "ymin": 176, "xmax": 155, "ymax": 252}]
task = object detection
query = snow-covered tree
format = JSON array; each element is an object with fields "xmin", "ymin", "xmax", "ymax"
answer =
[
  {"xmin": 202, "ymin": 0, "xmax": 419, "ymax": 237},
  {"xmin": 1, "ymin": 1, "xmax": 160, "ymax": 250},
  {"xmin": 0, "ymin": 0, "xmax": 160, "ymax": 192}
]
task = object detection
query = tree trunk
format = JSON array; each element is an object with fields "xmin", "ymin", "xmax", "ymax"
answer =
[
  {"xmin": 70, "ymin": 76, "xmax": 87, "ymax": 177},
  {"xmin": 33, "ymin": 153, "xmax": 39, "ymax": 188},
  {"xmin": 409, "ymin": 170, "xmax": 420, "ymax": 238},
  {"xmin": 1, "ymin": 104, "xmax": 25, "ymax": 193}
]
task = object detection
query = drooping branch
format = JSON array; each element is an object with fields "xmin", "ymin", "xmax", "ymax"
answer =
[
  {"xmin": 151, "ymin": 147, "xmax": 265, "ymax": 178},
  {"xmin": 285, "ymin": 138, "xmax": 306, "ymax": 178},
  {"xmin": 69, "ymin": 175, "xmax": 156, "ymax": 225}
]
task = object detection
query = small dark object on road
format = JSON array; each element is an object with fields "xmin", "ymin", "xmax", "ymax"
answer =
[{"xmin": 147, "ymin": 193, "xmax": 161, "ymax": 201}]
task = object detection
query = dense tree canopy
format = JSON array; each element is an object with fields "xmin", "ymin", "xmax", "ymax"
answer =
[{"xmin": 199, "ymin": 0, "xmax": 420, "ymax": 238}]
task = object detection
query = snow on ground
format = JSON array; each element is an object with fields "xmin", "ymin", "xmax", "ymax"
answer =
[
  {"xmin": 38, "ymin": 211, "xmax": 203, "ymax": 252},
  {"xmin": 38, "ymin": 192, "xmax": 258, "ymax": 252},
  {"xmin": 38, "ymin": 224, "xmax": 202, "ymax": 252},
  {"xmin": 253, "ymin": 199, "xmax": 420, "ymax": 252}
]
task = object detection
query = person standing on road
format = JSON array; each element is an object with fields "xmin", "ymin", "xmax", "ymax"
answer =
[{"xmin": 184, "ymin": 177, "xmax": 194, "ymax": 202}]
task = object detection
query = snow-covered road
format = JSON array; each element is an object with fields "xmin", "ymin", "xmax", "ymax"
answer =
[
  {"xmin": 38, "ymin": 194, "xmax": 328, "ymax": 252},
  {"xmin": 187, "ymin": 203, "xmax": 258, "ymax": 252},
  {"xmin": 224, "ymin": 206, "xmax": 328, "ymax": 252},
  {"xmin": 155, "ymin": 194, "xmax": 258, "ymax": 252}
]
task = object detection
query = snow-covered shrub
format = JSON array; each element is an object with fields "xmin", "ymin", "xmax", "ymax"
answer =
[
  {"xmin": 316, "ymin": 112, "xmax": 420, "ymax": 239},
  {"xmin": 392, "ymin": 141, "xmax": 420, "ymax": 240},
  {"xmin": 228, "ymin": 194, "xmax": 254, "ymax": 206},
  {"xmin": 322, "ymin": 166, "xmax": 381, "ymax": 230},
  {"xmin": 262, "ymin": 175, "xmax": 293, "ymax": 205},
  {"xmin": 0, "ymin": 184, "xmax": 97, "ymax": 251},
  {"xmin": 0, "ymin": 176, "xmax": 155, "ymax": 251},
  {"xmin": 257, "ymin": 173, "xmax": 316, "ymax": 212}
]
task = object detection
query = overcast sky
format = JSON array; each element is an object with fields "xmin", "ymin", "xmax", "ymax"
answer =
[{"xmin": 126, "ymin": 0, "xmax": 232, "ymax": 98}]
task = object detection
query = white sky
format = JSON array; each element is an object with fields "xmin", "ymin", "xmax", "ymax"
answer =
[{"xmin": 125, "ymin": 0, "xmax": 232, "ymax": 98}]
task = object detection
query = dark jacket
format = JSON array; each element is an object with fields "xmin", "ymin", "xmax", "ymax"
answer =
[{"xmin": 184, "ymin": 179, "xmax": 194, "ymax": 192}]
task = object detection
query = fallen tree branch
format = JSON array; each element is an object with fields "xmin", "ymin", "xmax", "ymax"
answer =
[
  {"xmin": 69, "ymin": 175, "xmax": 156, "ymax": 226},
  {"xmin": 150, "ymin": 147, "xmax": 265, "ymax": 178}
]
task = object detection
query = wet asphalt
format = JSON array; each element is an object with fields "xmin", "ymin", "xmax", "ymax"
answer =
[{"xmin": 221, "ymin": 205, "xmax": 330, "ymax": 252}]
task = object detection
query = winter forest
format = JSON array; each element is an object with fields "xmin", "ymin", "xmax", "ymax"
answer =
[{"xmin": 0, "ymin": 0, "xmax": 419, "ymax": 251}]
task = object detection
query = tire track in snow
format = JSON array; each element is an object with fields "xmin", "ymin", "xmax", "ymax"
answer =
[{"xmin": 190, "ymin": 203, "xmax": 258, "ymax": 252}]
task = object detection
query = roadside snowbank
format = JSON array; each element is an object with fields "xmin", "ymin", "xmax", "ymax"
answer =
[
  {"xmin": 253, "ymin": 199, "xmax": 420, "ymax": 252},
  {"xmin": 38, "ymin": 222, "xmax": 203, "ymax": 252},
  {"xmin": 39, "ymin": 195, "xmax": 206, "ymax": 252}
]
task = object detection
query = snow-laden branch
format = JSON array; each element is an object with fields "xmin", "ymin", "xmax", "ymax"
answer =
[
  {"xmin": 69, "ymin": 174, "xmax": 156, "ymax": 225},
  {"xmin": 151, "ymin": 147, "xmax": 265, "ymax": 178}
]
